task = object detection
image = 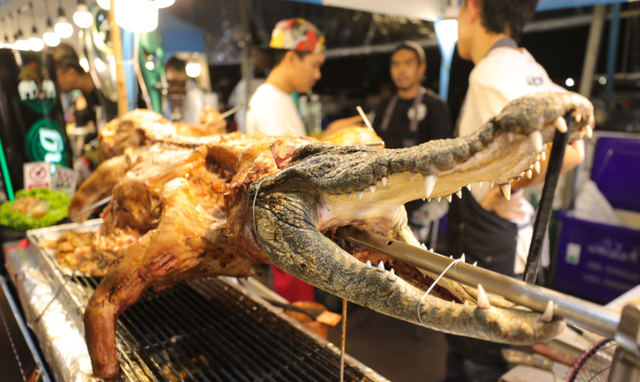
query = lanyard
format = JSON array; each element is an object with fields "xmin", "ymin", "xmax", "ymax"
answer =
[{"xmin": 380, "ymin": 87, "xmax": 426, "ymax": 133}]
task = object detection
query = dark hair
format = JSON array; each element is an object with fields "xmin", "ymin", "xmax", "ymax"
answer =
[
  {"xmin": 470, "ymin": 0, "xmax": 538, "ymax": 43},
  {"xmin": 265, "ymin": 48, "xmax": 310, "ymax": 69},
  {"xmin": 165, "ymin": 56, "xmax": 187, "ymax": 73},
  {"xmin": 52, "ymin": 43, "xmax": 85, "ymax": 74},
  {"xmin": 392, "ymin": 41, "xmax": 426, "ymax": 65}
]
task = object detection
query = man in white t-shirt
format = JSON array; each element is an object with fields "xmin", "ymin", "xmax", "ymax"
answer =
[
  {"xmin": 444, "ymin": 1, "xmax": 586, "ymax": 381},
  {"xmin": 245, "ymin": 18, "xmax": 325, "ymax": 137}
]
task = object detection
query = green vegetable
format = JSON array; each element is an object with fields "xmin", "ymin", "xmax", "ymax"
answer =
[{"xmin": 0, "ymin": 188, "xmax": 71, "ymax": 231}]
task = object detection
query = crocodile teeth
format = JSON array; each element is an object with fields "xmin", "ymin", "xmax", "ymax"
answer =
[
  {"xmin": 369, "ymin": 185, "xmax": 376, "ymax": 194},
  {"xmin": 437, "ymin": 197, "xmax": 441, "ymax": 202},
  {"xmin": 460, "ymin": 253, "xmax": 465, "ymax": 262},
  {"xmin": 474, "ymin": 152, "xmax": 483, "ymax": 162},
  {"xmin": 446, "ymin": 195, "xmax": 452, "ymax": 203},
  {"xmin": 585, "ymin": 125, "xmax": 593, "ymax": 138},
  {"xmin": 508, "ymin": 132, "xmax": 514, "ymax": 142},
  {"xmin": 464, "ymin": 301, "xmax": 470, "ymax": 309},
  {"xmin": 456, "ymin": 190, "xmax": 462, "ymax": 199},
  {"xmin": 388, "ymin": 268, "xmax": 396, "ymax": 282},
  {"xmin": 365, "ymin": 260, "xmax": 372, "ymax": 269},
  {"xmin": 377, "ymin": 261, "xmax": 385, "ymax": 272},
  {"xmin": 535, "ymin": 161, "xmax": 541, "ymax": 174},
  {"xmin": 479, "ymin": 181, "xmax": 483, "ymax": 188},
  {"xmin": 490, "ymin": 181, "xmax": 495, "ymax": 188},
  {"xmin": 574, "ymin": 112, "xmax": 582, "ymax": 123},
  {"xmin": 541, "ymin": 300, "xmax": 554, "ymax": 322},
  {"xmin": 429, "ymin": 248, "xmax": 434, "ymax": 252},
  {"xmin": 410, "ymin": 173, "xmax": 416, "ymax": 182},
  {"xmin": 473, "ymin": 261, "xmax": 477, "ymax": 266},
  {"xmin": 477, "ymin": 284, "xmax": 491, "ymax": 309},
  {"xmin": 381, "ymin": 177, "xmax": 387, "ymax": 187},
  {"xmin": 554, "ymin": 117, "xmax": 568, "ymax": 133},
  {"xmin": 400, "ymin": 286, "xmax": 406, "ymax": 294},
  {"xmin": 529, "ymin": 130, "xmax": 543, "ymax": 152},
  {"xmin": 541, "ymin": 150, "xmax": 546, "ymax": 161},
  {"xmin": 449, "ymin": 255, "xmax": 453, "ymax": 259},
  {"xmin": 424, "ymin": 175, "xmax": 437, "ymax": 199},
  {"xmin": 500, "ymin": 183, "xmax": 511, "ymax": 200},
  {"xmin": 526, "ymin": 169, "xmax": 533, "ymax": 179},
  {"xmin": 357, "ymin": 191, "xmax": 364, "ymax": 200},
  {"xmin": 466, "ymin": 184, "xmax": 471, "ymax": 191},
  {"xmin": 427, "ymin": 198, "xmax": 431, "ymax": 202}
]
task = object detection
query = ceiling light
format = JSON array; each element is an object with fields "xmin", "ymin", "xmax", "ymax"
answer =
[
  {"xmin": 97, "ymin": 0, "xmax": 111, "ymax": 10},
  {"xmin": 43, "ymin": 19, "xmax": 61, "ymax": 47},
  {"xmin": 565, "ymin": 78, "xmax": 575, "ymax": 87},
  {"xmin": 186, "ymin": 62, "xmax": 202, "ymax": 78},
  {"xmin": 115, "ymin": 0, "xmax": 158, "ymax": 33},
  {"xmin": 73, "ymin": 0, "xmax": 93, "ymax": 28},
  {"xmin": 55, "ymin": 7, "xmax": 73, "ymax": 38},
  {"xmin": 28, "ymin": 27, "xmax": 44, "ymax": 51},
  {"xmin": 155, "ymin": 0, "xmax": 175, "ymax": 8}
]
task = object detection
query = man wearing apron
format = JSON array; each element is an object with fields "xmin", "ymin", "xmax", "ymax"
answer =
[
  {"xmin": 445, "ymin": 1, "xmax": 586, "ymax": 381},
  {"xmin": 371, "ymin": 41, "xmax": 453, "ymax": 243}
]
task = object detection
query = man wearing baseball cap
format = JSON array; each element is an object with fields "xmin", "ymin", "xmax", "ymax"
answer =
[{"xmin": 245, "ymin": 18, "xmax": 325, "ymax": 136}]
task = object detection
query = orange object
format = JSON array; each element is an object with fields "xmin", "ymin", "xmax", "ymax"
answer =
[{"xmin": 283, "ymin": 301, "xmax": 329, "ymax": 339}]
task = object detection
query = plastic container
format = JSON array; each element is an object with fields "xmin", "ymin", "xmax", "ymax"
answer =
[
  {"xmin": 553, "ymin": 135, "xmax": 640, "ymax": 304},
  {"xmin": 554, "ymin": 211, "xmax": 640, "ymax": 304}
]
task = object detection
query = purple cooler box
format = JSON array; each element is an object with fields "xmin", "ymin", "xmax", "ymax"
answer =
[{"xmin": 553, "ymin": 136, "xmax": 640, "ymax": 304}]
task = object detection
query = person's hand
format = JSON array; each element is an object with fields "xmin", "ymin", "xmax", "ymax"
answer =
[{"xmin": 480, "ymin": 187, "xmax": 526, "ymax": 220}]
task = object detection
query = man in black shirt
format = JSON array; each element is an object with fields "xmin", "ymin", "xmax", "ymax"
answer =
[{"xmin": 371, "ymin": 41, "xmax": 453, "ymax": 243}]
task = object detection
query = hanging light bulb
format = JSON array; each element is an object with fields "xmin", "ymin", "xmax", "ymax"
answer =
[
  {"xmin": 27, "ymin": 3, "xmax": 44, "ymax": 52},
  {"xmin": 54, "ymin": 2, "xmax": 73, "ymax": 38},
  {"xmin": 0, "ymin": 17, "xmax": 8, "ymax": 49},
  {"xmin": 28, "ymin": 27, "xmax": 44, "ymax": 51},
  {"xmin": 43, "ymin": 18, "xmax": 60, "ymax": 47},
  {"xmin": 73, "ymin": 0, "xmax": 93, "ymax": 28},
  {"xmin": 42, "ymin": 0, "xmax": 61, "ymax": 47},
  {"xmin": 14, "ymin": 10, "xmax": 30, "ymax": 51},
  {"xmin": 97, "ymin": 0, "xmax": 110, "ymax": 10},
  {"xmin": 155, "ymin": 0, "xmax": 176, "ymax": 8},
  {"xmin": 115, "ymin": 0, "xmax": 158, "ymax": 33},
  {"xmin": 186, "ymin": 57, "xmax": 202, "ymax": 78},
  {"xmin": 14, "ymin": 31, "xmax": 30, "ymax": 51}
]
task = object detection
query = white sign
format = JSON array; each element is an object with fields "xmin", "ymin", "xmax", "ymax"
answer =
[{"xmin": 23, "ymin": 162, "xmax": 77, "ymax": 197}]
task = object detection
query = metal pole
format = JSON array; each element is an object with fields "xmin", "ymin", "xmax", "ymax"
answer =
[
  {"xmin": 110, "ymin": 0, "xmax": 128, "ymax": 117},
  {"xmin": 579, "ymin": 5, "xmax": 607, "ymax": 98},
  {"xmin": 336, "ymin": 227, "xmax": 620, "ymax": 338},
  {"xmin": 605, "ymin": 4, "xmax": 621, "ymax": 109},
  {"xmin": 523, "ymin": 116, "xmax": 572, "ymax": 285},
  {"xmin": 239, "ymin": 0, "xmax": 252, "ymax": 129}
]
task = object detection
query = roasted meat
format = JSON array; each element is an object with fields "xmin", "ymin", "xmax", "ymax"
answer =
[{"xmin": 71, "ymin": 93, "xmax": 595, "ymax": 379}]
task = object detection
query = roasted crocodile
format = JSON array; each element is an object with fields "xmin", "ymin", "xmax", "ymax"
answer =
[{"xmin": 72, "ymin": 92, "xmax": 594, "ymax": 379}]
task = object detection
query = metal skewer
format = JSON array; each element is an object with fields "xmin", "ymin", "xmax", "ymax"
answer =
[
  {"xmin": 219, "ymin": 102, "xmax": 245, "ymax": 119},
  {"xmin": 67, "ymin": 196, "xmax": 112, "ymax": 221},
  {"xmin": 356, "ymin": 106, "xmax": 374, "ymax": 131},
  {"xmin": 336, "ymin": 226, "xmax": 620, "ymax": 338}
]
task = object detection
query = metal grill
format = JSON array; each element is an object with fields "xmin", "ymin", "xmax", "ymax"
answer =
[{"xmin": 68, "ymin": 273, "xmax": 378, "ymax": 382}]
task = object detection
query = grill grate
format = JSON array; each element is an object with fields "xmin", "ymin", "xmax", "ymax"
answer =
[{"xmin": 72, "ymin": 275, "xmax": 377, "ymax": 382}]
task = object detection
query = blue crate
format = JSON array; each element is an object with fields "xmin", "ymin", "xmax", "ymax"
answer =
[{"xmin": 554, "ymin": 211, "xmax": 640, "ymax": 304}]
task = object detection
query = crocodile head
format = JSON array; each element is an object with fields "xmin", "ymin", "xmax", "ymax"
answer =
[{"xmin": 251, "ymin": 92, "xmax": 594, "ymax": 345}]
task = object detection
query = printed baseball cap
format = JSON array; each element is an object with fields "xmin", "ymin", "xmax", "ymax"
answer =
[{"xmin": 269, "ymin": 18, "xmax": 325, "ymax": 54}]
